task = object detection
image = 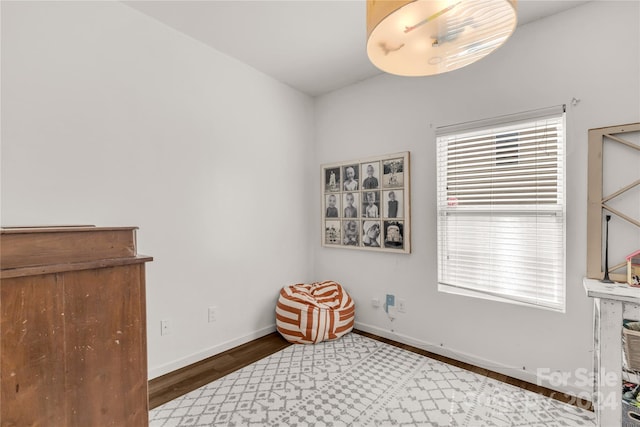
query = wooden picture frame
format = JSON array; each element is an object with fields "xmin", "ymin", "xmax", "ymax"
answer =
[
  {"xmin": 587, "ymin": 123, "xmax": 640, "ymax": 282},
  {"xmin": 321, "ymin": 152, "xmax": 411, "ymax": 254}
]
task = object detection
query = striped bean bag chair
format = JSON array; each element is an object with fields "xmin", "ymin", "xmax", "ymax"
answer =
[{"xmin": 276, "ymin": 281, "xmax": 355, "ymax": 344}]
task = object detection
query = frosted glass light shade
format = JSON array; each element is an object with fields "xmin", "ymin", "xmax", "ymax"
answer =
[{"xmin": 367, "ymin": 0, "xmax": 517, "ymax": 76}]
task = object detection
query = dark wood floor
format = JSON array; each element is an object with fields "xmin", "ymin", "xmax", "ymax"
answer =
[
  {"xmin": 149, "ymin": 329, "xmax": 592, "ymax": 411},
  {"xmin": 148, "ymin": 333, "xmax": 292, "ymax": 409}
]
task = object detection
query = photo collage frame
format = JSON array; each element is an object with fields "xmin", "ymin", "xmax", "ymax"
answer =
[{"xmin": 321, "ymin": 152, "xmax": 410, "ymax": 253}]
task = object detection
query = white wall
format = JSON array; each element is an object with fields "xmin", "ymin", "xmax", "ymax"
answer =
[
  {"xmin": 0, "ymin": 1, "xmax": 315, "ymax": 378},
  {"xmin": 313, "ymin": 1, "xmax": 640, "ymax": 397},
  {"xmin": 2, "ymin": 0, "xmax": 638, "ymax": 398}
]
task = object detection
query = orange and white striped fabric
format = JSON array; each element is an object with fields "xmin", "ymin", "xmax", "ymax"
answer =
[{"xmin": 276, "ymin": 281, "xmax": 355, "ymax": 344}]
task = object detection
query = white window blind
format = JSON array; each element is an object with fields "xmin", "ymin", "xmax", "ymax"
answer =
[{"xmin": 436, "ymin": 106, "xmax": 566, "ymax": 312}]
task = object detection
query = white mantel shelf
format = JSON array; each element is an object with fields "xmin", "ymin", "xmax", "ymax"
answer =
[
  {"xmin": 583, "ymin": 277, "xmax": 640, "ymax": 304},
  {"xmin": 583, "ymin": 277, "xmax": 640, "ymax": 427}
]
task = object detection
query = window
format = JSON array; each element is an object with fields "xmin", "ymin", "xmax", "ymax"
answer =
[{"xmin": 436, "ymin": 106, "xmax": 566, "ymax": 312}]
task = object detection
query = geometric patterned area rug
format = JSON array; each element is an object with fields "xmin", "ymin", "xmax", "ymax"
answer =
[{"xmin": 149, "ymin": 333, "xmax": 596, "ymax": 426}]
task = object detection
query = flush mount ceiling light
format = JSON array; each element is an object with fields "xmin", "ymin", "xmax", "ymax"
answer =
[{"xmin": 366, "ymin": 0, "xmax": 517, "ymax": 76}]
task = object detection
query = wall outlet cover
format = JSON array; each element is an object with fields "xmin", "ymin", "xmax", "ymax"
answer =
[
  {"xmin": 208, "ymin": 306, "xmax": 217, "ymax": 323},
  {"xmin": 397, "ymin": 298, "xmax": 406, "ymax": 313},
  {"xmin": 160, "ymin": 319, "xmax": 171, "ymax": 336}
]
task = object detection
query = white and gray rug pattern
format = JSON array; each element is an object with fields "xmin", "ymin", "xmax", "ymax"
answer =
[{"xmin": 149, "ymin": 333, "xmax": 595, "ymax": 426}]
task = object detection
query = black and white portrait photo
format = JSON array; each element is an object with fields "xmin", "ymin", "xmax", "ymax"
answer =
[
  {"xmin": 324, "ymin": 220, "xmax": 341, "ymax": 245},
  {"xmin": 362, "ymin": 220, "xmax": 381, "ymax": 247},
  {"xmin": 342, "ymin": 220, "xmax": 359, "ymax": 246},
  {"xmin": 343, "ymin": 164, "xmax": 359, "ymax": 191},
  {"xmin": 324, "ymin": 167, "xmax": 341, "ymax": 192},
  {"xmin": 325, "ymin": 193, "xmax": 341, "ymax": 218},
  {"xmin": 383, "ymin": 221, "xmax": 404, "ymax": 249},
  {"xmin": 343, "ymin": 192, "xmax": 359, "ymax": 218},
  {"xmin": 362, "ymin": 191, "xmax": 380, "ymax": 218},
  {"xmin": 383, "ymin": 190, "xmax": 403, "ymax": 218},
  {"xmin": 382, "ymin": 158, "xmax": 404, "ymax": 188},
  {"xmin": 361, "ymin": 162, "xmax": 380, "ymax": 189}
]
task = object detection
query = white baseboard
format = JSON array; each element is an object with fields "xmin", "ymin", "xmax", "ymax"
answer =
[
  {"xmin": 354, "ymin": 321, "xmax": 592, "ymax": 400},
  {"xmin": 148, "ymin": 324, "xmax": 277, "ymax": 380},
  {"xmin": 148, "ymin": 321, "xmax": 592, "ymax": 401}
]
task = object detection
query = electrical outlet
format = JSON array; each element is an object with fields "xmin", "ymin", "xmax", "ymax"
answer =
[
  {"xmin": 372, "ymin": 298, "xmax": 381, "ymax": 308},
  {"xmin": 161, "ymin": 319, "xmax": 171, "ymax": 336},
  {"xmin": 208, "ymin": 306, "xmax": 217, "ymax": 323},
  {"xmin": 397, "ymin": 298, "xmax": 406, "ymax": 313}
]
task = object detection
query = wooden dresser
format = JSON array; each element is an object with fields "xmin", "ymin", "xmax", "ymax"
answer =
[{"xmin": 0, "ymin": 226, "xmax": 153, "ymax": 426}]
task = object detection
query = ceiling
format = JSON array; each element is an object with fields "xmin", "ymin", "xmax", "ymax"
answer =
[{"xmin": 125, "ymin": 0, "xmax": 590, "ymax": 97}]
